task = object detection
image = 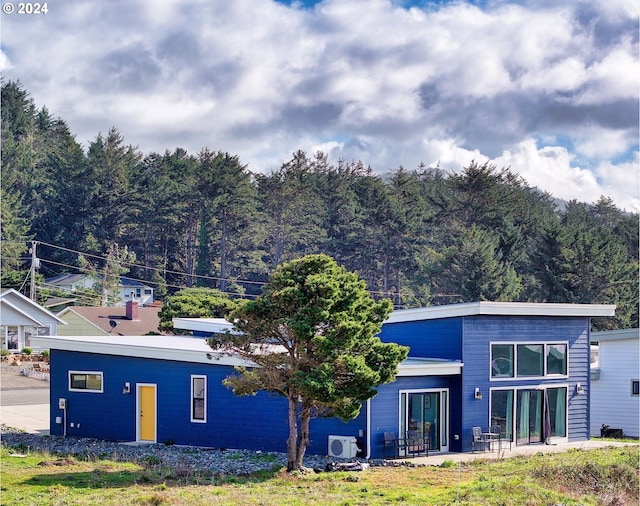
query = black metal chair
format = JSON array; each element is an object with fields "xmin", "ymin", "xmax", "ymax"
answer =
[
  {"xmin": 383, "ymin": 432, "xmax": 398, "ymax": 458},
  {"xmin": 487, "ymin": 424, "xmax": 502, "ymax": 451},
  {"xmin": 472, "ymin": 426, "xmax": 488, "ymax": 452},
  {"xmin": 405, "ymin": 429, "xmax": 429, "ymax": 457}
]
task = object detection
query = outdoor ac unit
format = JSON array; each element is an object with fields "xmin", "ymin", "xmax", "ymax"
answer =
[{"xmin": 328, "ymin": 435, "xmax": 358, "ymax": 458}]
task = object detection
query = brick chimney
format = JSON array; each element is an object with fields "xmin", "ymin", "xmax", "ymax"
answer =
[{"xmin": 126, "ymin": 300, "xmax": 139, "ymax": 320}]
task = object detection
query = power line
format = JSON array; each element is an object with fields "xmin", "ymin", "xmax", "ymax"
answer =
[
  {"xmin": 37, "ymin": 257, "xmax": 258, "ymax": 300},
  {"xmin": 37, "ymin": 240, "xmax": 268, "ymax": 289},
  {"xmin": 32, "ymin": 239, "xmax": 411, "ymax": 301}
]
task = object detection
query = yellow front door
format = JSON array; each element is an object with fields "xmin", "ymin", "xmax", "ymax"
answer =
[{"xmin": 139, "ymin": 385, "xmax": 156, "ymax": 442}]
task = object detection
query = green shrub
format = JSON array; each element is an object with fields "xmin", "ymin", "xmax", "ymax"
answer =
[
  {"xmin": 21, "ymin": 347, "xmax": 33, "ymax": 355},
  {"xmin": 1, "ymin": 349, "xmax": 9, "ymax": 356}
]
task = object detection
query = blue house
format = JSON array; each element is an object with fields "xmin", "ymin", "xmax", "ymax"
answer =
[{"xmin": 32, "ymin": 301, "xmax": 615, "ymax": 457}]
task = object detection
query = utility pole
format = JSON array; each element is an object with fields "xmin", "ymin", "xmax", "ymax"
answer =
[{"xmin": 29, "ymin": 240, "xmax": 40, "ymax": 301}]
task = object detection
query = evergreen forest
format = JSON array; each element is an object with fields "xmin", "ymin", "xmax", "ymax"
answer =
[{"xmin": 2, "ymin": 81, "xmax": 638, "ymax": 330}]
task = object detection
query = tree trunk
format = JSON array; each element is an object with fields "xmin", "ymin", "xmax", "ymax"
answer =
[
  {"xmin": 286, "ymin": 396, "xmax": 299, "ymax": 472},
  {"xmin": 295, "ymin": 406, "xmax": 311, "ymax": 471},
  {"xmin": 220, "ymin": 218, "xmax": 228, "ymax": 292}
]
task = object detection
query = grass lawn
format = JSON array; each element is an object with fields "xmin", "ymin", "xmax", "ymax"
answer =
[{"xmin": 0, "ymin": 445, "xmax": 637, "ymax": 505}]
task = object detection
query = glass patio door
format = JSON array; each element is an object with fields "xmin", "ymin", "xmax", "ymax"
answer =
[
  {"xmin": 516, "ymin": 389, "xmax": 543, "ymax": 445},
  {"xmin": 400, "ymin": 390, "xmax": 448, "ymax": 453}
]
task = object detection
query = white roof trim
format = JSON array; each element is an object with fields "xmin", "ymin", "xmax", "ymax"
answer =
[
  {"xmin": 1, "ymin": 299, "xmax": 46, "ymax": 326},
  {"xmin": 0, "ymin": 288, "xmax": 67, "ymax": 324},
  {"xmin": 31, "ymin": 335, "xmax": 463, "ymax": 377},
  {"xmin": 397, "ymin": 358, "xmax": 463, "ymax": 376},
  {"xmin": 173, "ymin": 317, "xmax": 241, "ymax": 334},
  {"xmin": 31, "ymin": 335, "xmax": 254, "ymax": 367},
  {"xmin": 591, "ymin": 328, "xmax": 639, "ymax": 342},
  {"xmin": 385, "ymin": 301, "xmax": 616, "ymax": 324}
]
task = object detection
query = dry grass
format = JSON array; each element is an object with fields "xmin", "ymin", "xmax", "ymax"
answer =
[{"xmin": 1, "ymin": 445, "xmax": 637, "ymax": 505}]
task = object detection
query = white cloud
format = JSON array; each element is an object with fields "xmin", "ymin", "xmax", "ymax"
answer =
[
  {"xmin": 493, "ymin": 139, "xmax": 639, "ymax": 212},
  {"xmin": 1, "ymin": 0, "xmax": 637, "ymax": 210},
  {"xmin": 573, "ymin": 127, "xmax": 634, "ymax": 160},
  {"xmin": 0, "ymin": 49, "xmax": 12, "ymax": 71}
]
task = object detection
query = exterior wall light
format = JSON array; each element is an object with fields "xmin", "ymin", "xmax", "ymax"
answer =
[
  {"xmin": 576, "ymin": 383, "xmax": 586, "ymax": 395},
  {"xmin": 474, "ymin": 387, "xmax": 483, "ymax": 400},
  {"xmin": 123, "ymin": 382, "xmax": 131, "ymax": 394}
]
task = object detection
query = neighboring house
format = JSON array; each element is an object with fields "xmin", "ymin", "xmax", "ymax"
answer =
[
  {"xmin": 56, "ymin": 301, "xmax": 162, "ymax": 337},
  {"xmin": 33, "ymin": 301, "xmax": 614, "ymax": 457},
  {"xmin": 43, "ymin": 273, "xmax": 94, "ymax": 292},
  {"xmin": 0, "ymin": 289, "xmax": 66, "ymax": 352},
  {"xmin": 589, "ymin": 328, "xmax": 639, "ymax": 438},
  {"xmin": 44, "ymin": 274, "xmax": 155, "ymax": 307}
]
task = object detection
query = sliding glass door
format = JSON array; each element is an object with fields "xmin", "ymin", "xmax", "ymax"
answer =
[
  {"xmin": 516, "ymin": 389, "xmax": 543, "ymax": 445},
  {"xmin": 400, "ymin": 389, "xmax": 448, "ymax": 453},
  {"xmin": 492, "ymin": 387, "xmax": 567, "ymax": 446}
]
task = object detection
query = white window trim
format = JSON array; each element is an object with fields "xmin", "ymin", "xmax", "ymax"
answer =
[
  {"xmin": 489, "ymin": 384, "xmax": 569, "ymax": 444},
  {"xmin": 489, "ymin": 341, "xmax": 569, "ymax": 381},
  {"xmin": 397, "ymin": 388, "xmax": 450, "ymax": 454},
  {"xmin": 68, "ymin": 370, "xmax": 104, "ymax": 393},
  {"xmin": 190, "ymin": 374, "xmax": 207, "ymax": 423}
]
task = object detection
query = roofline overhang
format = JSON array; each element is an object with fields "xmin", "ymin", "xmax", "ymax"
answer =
[
  {"xmin": 2, "ymin": 299, "xmax": 47, "ymax": 326},
  {"xmin": 384, "ymin": 301, "xmax": 616, "ymax": 324},
  {"xmin": 31, "ymin": 335, "xmax": 254, "ymax": 367},
  {"xmin": 32, "ymin": 336, "xmax": 463, "ymax": 378},
  {"xmin": 1, "ymin": 289, "xmax": 67, "ymax": 324},
  {"xmin": 591, "ymin": 328, "xmax": 639, "ymax": 342},
  {"xmin": 173, "ymin": 317, "xmax": 242, "ymax": 334},
  {"xmin": 397, "ymin": 359, "xmax": 463, "ymax": 376}
]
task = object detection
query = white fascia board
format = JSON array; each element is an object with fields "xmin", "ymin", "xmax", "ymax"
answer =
[
  {"xmin": 396, "ymin": 358, "xmax": 463, "ymax": 377},
  {"xmin": 30, "ymin": 335, "xmax": 255, "ymax": 367},
  {"xmin": 172, "ymin": 317, "xmax": 242, "ymax": 334},
  {"xmin": 1, "ymin": 299, "xmax": 46, "ymax": 326},
  {"xmin": 385, "ymin": 301, "xmax": 616, "ymax": 324},
  {"xmin": 1, "ymin": 289, "xmax": 67, "ymax": 324},
  {"xmin": 591, "ymin": 328, "xmax": 639, "ymax": 342}
]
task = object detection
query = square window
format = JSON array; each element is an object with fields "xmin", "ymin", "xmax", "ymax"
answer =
[
  {"xmin": 491, "ymin": 344, "xmax": 514, "ymax": 378},
  {"xmin": 517, "ymin": 344, "xmax": 544, "ymax": 377}
]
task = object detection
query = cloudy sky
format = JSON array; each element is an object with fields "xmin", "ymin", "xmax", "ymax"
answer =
[{"xmin": 2, "ymin": 0, "xmax": 638, "ymax": 210}]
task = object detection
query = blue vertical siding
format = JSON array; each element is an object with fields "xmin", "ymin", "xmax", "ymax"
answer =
[
  {"xmin": 568, "ymin": 326, "xmax": 589, "ymax": 441},
  {"xmin": 49, "ymin": 349, "xmax": 363, "ymax": 455},
  {"xmin": 368, "ymin": 376, "xmax": 460, "ymax": 457},
  {"xmin": 460, "ymin": 316, "xmax": 591, "ymax": 451},
  {"xmin": 48, "ymin": 311, "xmax": 592, "ymax": 456},
  {"xmin": 378, "ymin": 318, "xmax": 463, "ymax": 360}
]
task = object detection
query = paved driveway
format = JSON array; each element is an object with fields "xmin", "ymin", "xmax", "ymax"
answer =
[{"xmin": 1, "ymin": 367, "xmax": 50, "ymax": 435}]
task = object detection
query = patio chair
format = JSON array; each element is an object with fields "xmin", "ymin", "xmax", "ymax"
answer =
[
  {"xmin": 471, "ymin": 426, "xmax": 488, "ymax": 452},
  {"xmin": 487, "ymin": 425, "xmax": 502, "ymax": 451},
  {"xmin": 406, "ymin": 430, "xmax": 429, "ymax": 457},
  {"xmin": 383, "ymin": 432, "xmax": 398, "ymax": 458}
]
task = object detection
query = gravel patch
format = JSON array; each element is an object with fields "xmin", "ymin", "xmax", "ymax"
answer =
[{"xmin": 1, "ymin": 424, "xmax": 395, "ymax": 475}]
